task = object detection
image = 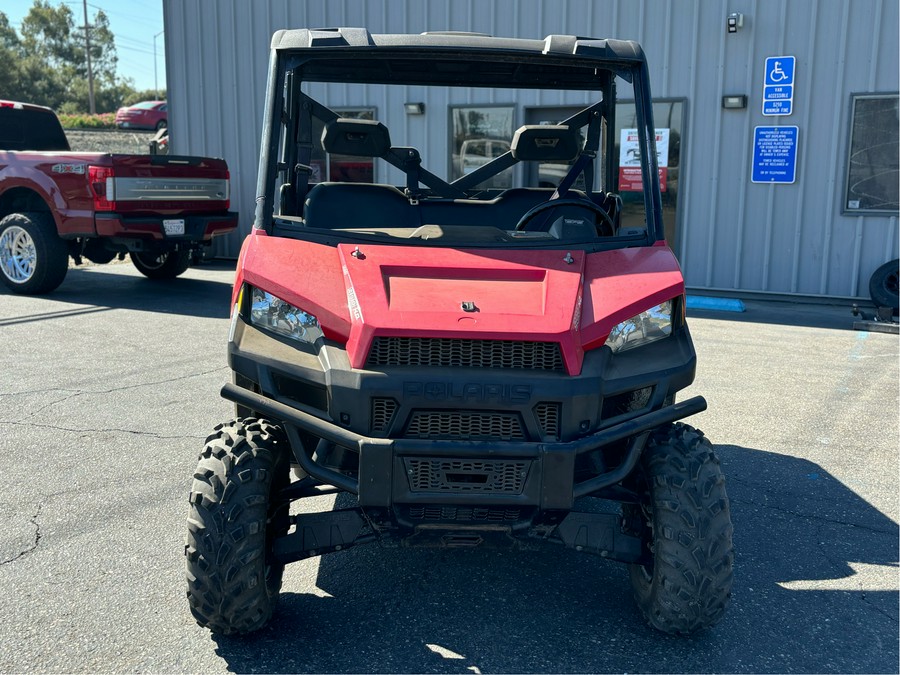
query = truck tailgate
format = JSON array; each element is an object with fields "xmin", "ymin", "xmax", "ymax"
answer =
[{"xmin": 106, "ymin": 154, "xmax": 230, "ymax": 213}]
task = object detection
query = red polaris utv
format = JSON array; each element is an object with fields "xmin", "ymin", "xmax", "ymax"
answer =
[{"xmin": 186, "ymin": 28, "xmax": 734, "ymax": 636}]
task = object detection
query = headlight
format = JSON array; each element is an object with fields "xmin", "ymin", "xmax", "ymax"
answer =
[
  {"xmin": 249, "ymin": 287, "xmax": 323, "ymax": 344},
  {"xmin": 606, "ymin": 300, "xmax": 673, "ymax": 353}
]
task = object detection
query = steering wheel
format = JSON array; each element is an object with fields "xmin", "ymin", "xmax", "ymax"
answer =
[{"xmin": 514, "ymin": 197, "xmax": 616, "ymax": 236}]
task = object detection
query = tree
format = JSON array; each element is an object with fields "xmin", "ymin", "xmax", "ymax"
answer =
[
  {"xmin": 0, "ymin": 12, "xmax": 20, "ymax": 52},
  {"xmin": 0, "ymin": 2, "xmax": 125, "ymax": 112},
  {"xmin": 124, "ymin": 88, "xmax": 167, "ymax": 106},
  {"xmin": 0, "ymin": 13, "xmax": 22, "ymax": 97}
]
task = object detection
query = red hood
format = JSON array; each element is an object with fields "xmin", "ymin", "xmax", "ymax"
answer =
[{"xmin": 238, "ymin": 231, "xmax": 684, "ymax": 375}]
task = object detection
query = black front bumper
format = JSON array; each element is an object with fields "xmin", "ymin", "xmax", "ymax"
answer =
[{"xmin": 222, "ymin": 382, "xmax": 706, "ymax": 511}]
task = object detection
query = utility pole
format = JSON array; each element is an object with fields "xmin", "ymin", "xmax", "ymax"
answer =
[
  {"xmin": 82, "ymin": 0, "xmax": 95, "ymax": 114},
  {"xmin": 154, "ymin": 30, "xmax": 164, "ymax": 99}
]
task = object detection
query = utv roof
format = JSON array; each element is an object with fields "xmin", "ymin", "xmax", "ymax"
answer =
[
  {"xmin": 271, "ymin": 28, "xmax": 646, "ymax": 88},
  {"xmin": 273, "ymin": 28, "xmax": 643, "ymax": 60}
]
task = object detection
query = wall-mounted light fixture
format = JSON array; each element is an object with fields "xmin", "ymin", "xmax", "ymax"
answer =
[
  {"xmin": 722, "ymin": 95, "xmax": 748, "ymax": 109},
  {"xmin": 404, "ymin": 102, "xmax": 426, "ymax": 115},
  {"xmin": 727, "ymin": 13, "xmax": 744, "ymax": 33}
]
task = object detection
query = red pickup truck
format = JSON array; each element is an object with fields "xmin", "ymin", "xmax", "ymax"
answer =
[{"xmin": 0, "ymin": 100, "xmax": 238, "ymax": 294}]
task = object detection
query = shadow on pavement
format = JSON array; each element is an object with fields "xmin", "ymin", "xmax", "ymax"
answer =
[
  {"xmin": 0, "ymin": 261, "xmax": 235, "ymax": 320},
  {"xmin": 209, "ymin": 445, "xmax": 898, "ymax": 674}
]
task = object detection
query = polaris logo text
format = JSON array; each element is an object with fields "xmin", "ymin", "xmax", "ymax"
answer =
[{"xmin": 403, "ymin": 382, "xmax": 532, "ymax": 403}]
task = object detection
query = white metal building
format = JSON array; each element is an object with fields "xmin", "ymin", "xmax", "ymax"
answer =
[{"xmin": 163, "ymin": 0, "xmax": 899, "ymax": 300}]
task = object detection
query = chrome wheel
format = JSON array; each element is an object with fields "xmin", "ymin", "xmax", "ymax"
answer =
[
  {"xmin": 130, "ymin": 249, "xmax": 192, "ymax": 279},
  {"xmin": 134, "ymin": 252, "xmax": 167, "ymax": 270},
  {"xmin": 0, "ymin": 225, "xmax": 36, "ymax": 284}
]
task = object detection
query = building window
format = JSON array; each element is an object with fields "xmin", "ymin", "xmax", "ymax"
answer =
[
  {"xmin": 310, "ymin": 108, "xmax": 376, "ymax": 183},
  {"xmin": 614, "ymin": 99, "xmax": 684, "ymax": 248},
  {"xmin": 449, "ymin": 105, "xmax": 515, "ymax": 188},
  {"xmin": 844, "ymin": 94, "xmax": 899, "ymax": 214}
]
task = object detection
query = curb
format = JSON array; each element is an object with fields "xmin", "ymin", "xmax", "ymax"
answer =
[{"xmin": 686, "ymin": 295, "xmax": 746, "ymax": 313}]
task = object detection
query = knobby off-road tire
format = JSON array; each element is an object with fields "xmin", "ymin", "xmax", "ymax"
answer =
[
  {"xmin": 625, "ymin": 423, "xmax": 733, "ymax": 635},
  {"xmin": 0, "ymin": 212, "xmax": 68, "ymax": 294},
  {"xmin": 186, "ymin": 418, "xmax": 290, "ymax": 635},
  {"xmin": 130, "ymin": 248, "xmax": 192, "ymax": 279},
  {"xmin": 869, "ymin": 258, "xmax": 899, "ymax": 310}
]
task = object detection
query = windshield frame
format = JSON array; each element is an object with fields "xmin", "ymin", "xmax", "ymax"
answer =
[{"xmin": 254, "ymin": 42, "xmax": 663, "ymax": 250}]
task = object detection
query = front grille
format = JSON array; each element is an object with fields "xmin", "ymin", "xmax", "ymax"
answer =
[
  {"xmin": 534, "ymin": 402, "xmax": 561, "ymax": 440},
  {"xmin": 366, "ymin": 337, "xmax": 564, "ymax": 371},
  {"xmin": 370, "ymin": 397, "xmax": 398, "ymax": 434},
  {"xmin": 405, "ymin": 411, "xmax": 525, "ymax": 441},
  {"xmin": 405, "ymin": 458, "xmax": 530, "ymax": 493},
  {"xmin": 405, "ymin": 505, "xmax": 523, "ymax": 522}
]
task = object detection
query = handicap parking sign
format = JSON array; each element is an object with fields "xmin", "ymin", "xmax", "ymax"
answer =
[
  {"xmin": 763, "ymin": 56, "xmax": 795, "ymax": 116},
  {"xmin": 765, "ymin": 57, "xmax": 795, "ymax": 86}
]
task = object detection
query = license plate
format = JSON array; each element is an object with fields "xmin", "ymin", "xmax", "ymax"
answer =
[{"xmin": 163, "ymin": 219, "xmax": 185, "ymax": 236}]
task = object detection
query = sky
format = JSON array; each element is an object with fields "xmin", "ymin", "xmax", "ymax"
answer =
[{"xmin": 2, "ymin": 0, "xmax": 166, "ymax": 93}]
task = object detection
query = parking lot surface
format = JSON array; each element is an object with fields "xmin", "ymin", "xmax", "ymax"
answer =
[{"xmin": 0, "ymin": 261, "xmax": 897, "ymax": 674}]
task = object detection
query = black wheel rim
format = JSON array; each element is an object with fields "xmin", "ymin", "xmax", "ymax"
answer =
[{"xmin": 884, "ymin": 270, "xmax": 899, "ymax": 296}]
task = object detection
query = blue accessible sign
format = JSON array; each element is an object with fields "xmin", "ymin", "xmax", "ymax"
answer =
[
  {"xmin": 752, "ymin": 126, "xmax": 798, "ymax": 183},
  {"xmin": 763, "ymin": 56, "xmax": 795, "ymax": 116}
]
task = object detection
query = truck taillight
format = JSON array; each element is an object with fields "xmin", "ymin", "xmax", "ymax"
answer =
[
  {"xmin": 225, "ymin": 169, "xmax": 231, "ymax": 209},
  {"xmin": 88, "ymin": 165, "xmax": 116, "ymax": 211}
]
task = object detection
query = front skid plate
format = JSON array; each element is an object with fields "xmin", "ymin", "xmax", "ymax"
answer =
[
  {"xmin": 273, "ymin": 508, "xmax": 369, "ymax": 564},
  {"xmin": 272, "ymin": 507, "xmax": 643, "ymax": 565},
  {"xmin": 553, "ymin": 511, "xmax": 644, "ymax": 563}
]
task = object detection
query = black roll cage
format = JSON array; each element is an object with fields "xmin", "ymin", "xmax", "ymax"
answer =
[{"xmin": 254, "ymin": 42, "xmax": 664, "ymax": 243}]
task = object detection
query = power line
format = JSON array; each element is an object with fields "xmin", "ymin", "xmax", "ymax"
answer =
[
  {"xmin": 7, "ymin": 0, "xmax": 164, "ymax": 93},
  {"xmin": 116, "ymin": 44, "xmax": 156, "ymax": 56},
  {"xmin": 86, "ymin": 1, "xmax": 162, "ymax": 29},
  {"xmin": 117, "ymin": 35, "xmax": 157, "ymax": 49}
]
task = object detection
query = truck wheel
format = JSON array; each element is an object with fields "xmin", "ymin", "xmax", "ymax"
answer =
[
  {"xmin": 130, "ymin": 249, "xmax": 191, "ymax": 279},
  {"xmin": 869, "ymin": 259, "xmax": 899, "ymax": 310},
  {"xmin": 0, "ymin": 212, "xmax": 68, "ymax": 294},
  {"xmin": 624, "ymin": 423, "xmax": 733, "ymax": 635},
  {"xmin": 185, "ymin": 418, "xmax": 290, "ymax": 635}
]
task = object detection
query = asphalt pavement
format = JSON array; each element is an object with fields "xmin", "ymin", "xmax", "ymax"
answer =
[{"xmin": 0, "ymin": 261, "xmax": 897, "ymax": 674}]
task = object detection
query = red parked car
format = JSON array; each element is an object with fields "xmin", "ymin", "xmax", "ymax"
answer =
[{"xmin": 115, "ymin": 100, "xmax": 167, "ymax": 130}]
